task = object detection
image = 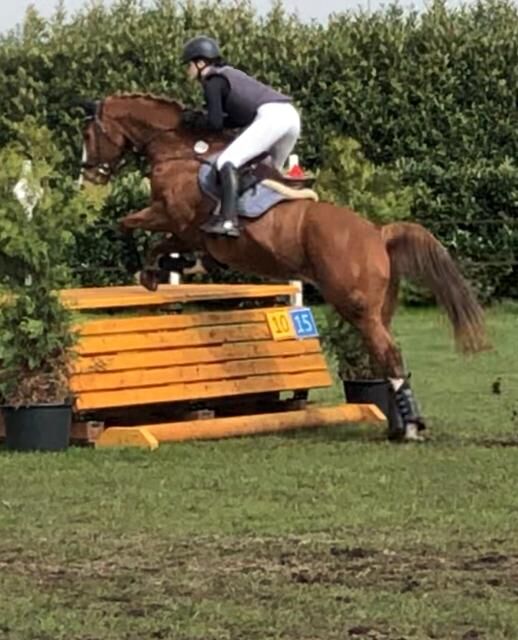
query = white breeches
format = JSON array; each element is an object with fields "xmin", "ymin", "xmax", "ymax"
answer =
[{"xmin": 216, "ymin": 102, "xmax": 301, "ymax": 171}]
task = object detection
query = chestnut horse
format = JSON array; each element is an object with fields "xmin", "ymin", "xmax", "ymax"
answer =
[{"xmin": 79, "ymin": 93, "xmax": 488, "ymax": 441}]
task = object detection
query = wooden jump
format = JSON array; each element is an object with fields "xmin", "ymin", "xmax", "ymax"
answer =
[
  {"xmin": 70, "ymin": 305, "xmax": 332, "ymax": 412},
  {"xmin": 2, "ymin": 283, "xmax": 386, "ymax": 448}
]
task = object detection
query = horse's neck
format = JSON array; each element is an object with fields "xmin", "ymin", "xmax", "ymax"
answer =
[
  {"xmin": 145, "ymin": 130, "xmax": 228, "ymax": 165},
  {"xmin": 109, "ymin": 100, "xmax": 237, "ymax": 229},
  {"xmin": 143, "ymin": 151, "xmax": 215, "ymax": 239}
]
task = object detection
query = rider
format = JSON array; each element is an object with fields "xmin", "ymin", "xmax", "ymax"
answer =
[{"xmin": 182, "ymin": 35, "xmax": 301, "ymax": 238}]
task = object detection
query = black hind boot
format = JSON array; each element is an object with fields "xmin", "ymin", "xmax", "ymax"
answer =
[{"xmin": 388, "ymin": 376, "xmax": 426, "ymax": 441}]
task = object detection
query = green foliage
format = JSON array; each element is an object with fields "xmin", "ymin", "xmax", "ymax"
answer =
[
  {"xmin": 0, "ymin": 0, "xmax": 517, "ymax": 294},
  {"xmin": 0, "ymin": 120, "xmax": 101, "ymax": 405},
  {"xmin": 401, "ymin": 155, "xmax": 518, "ymax": 301},
  {"xmin": 320, "ymin": 310, "xmax": 378, "ymax": 379},
  {"xmin": 69, "ymin": 173, "xmax": 153, "ymax": 286},
  {"xmin": 316, "ymin": 136, "xmax": 414, "ymax": 224},
  {"xmin": 0, "ymin": 286, "xmax": 75, "ymax": 405},
  {"xmin": 0, "ymin": 118, "xmax": 99, "ymax": 287}
]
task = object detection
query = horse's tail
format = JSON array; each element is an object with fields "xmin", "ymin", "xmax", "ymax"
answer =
[{"xmin": 381, "ymin": 222, "xmax": 489, "ymax": 354}]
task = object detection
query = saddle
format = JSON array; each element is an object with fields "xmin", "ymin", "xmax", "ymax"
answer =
[
  {"xmin": 236, "ymin": 153, "xmax": 316, "ymax": 194},
  {"xmin": 198, "ymin": 153, "xmax": 318, "ymax": 220}
]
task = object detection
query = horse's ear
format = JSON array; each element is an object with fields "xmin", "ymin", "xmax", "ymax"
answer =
[{"xmin": 74, "ymin": 98, "xmax": 98, "ymax": 118}]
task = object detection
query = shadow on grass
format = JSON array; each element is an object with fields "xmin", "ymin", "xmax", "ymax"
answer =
[{"xmin": 280, "ymin": 421, "xmax": 388, "ymax": 444}]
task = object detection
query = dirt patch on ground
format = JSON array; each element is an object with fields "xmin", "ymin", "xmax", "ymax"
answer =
[
  {"xmin": 1, "ymin": 537, "xmax": 516, "ymax": 639},
  {"xmin": 2, "ymin": 536, "xmax": 517, "ymax": 596},
  {"xmin": 475, "ymin": 437, "xmax": 518, "ymax": 448}
]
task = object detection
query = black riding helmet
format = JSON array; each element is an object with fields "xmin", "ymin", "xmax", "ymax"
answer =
[{"xmin": 182, "ymin": 36, "xmax": 221, "ymax": 63}]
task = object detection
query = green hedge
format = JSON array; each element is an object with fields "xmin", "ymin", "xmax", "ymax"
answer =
[
  {"xmin": 1, "ymin": 0, "xmax": 517, "ymax": 298},
  {"xmin": 67, "ymin": 174, "xmax": 152, "ymax": 287}
]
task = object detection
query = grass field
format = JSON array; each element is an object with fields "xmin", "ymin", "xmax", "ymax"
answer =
[{"xmin": 1, "ymin": 304, "xmax": 517, "ymax": 640}]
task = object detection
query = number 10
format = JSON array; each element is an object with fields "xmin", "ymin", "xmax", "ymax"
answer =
[{"xmin": 272, "ymin": 314, "xmax": 291, "ymax": 333}]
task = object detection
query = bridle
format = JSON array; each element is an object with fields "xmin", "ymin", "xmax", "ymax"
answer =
[{"xmin": 80, "ymin": 101, "xmax": 127, "ymax": 179}]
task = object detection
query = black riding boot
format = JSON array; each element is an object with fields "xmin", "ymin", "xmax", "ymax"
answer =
[{"xmin": 201, "ymin": 162, "xmax": 240, "ymax": 238}]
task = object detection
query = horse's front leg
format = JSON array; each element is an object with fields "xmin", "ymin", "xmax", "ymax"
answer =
[
  {"xmin": 139, "ymin": 234, "xmax": 192, "ymax": 292},
  {"xmin": 116, "ymin": 203, "xmax": 183, "ymax": 291},
  {"xmin": 119, "ymin": 203, "xmax": 172, "ymax": 234}
]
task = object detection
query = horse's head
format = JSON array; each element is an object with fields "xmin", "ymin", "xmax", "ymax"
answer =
[
  {"xmin": 77, "ymin": 94, "xmax": 195, "ymax": 185},
  {"xmin": 78, "ymin": 99, "xmax": 130, "ymax": 185}
]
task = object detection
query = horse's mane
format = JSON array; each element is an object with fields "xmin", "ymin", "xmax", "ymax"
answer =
[
  {"xmin": 111, "ymin": 92, "xmax": 185, "ymax": 111},
  {"xmin": 107, "ymin": 91, "xmax": 239, "ymax": 142}
]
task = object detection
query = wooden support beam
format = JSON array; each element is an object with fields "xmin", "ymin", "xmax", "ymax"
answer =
[{"xmin": 95, "ymin": 404, "xmax": 386, "ymax": 450}]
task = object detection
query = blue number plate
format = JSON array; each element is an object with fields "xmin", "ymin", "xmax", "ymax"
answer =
[{"xmin": 289, "ymin": 307, "xmax": 319, "ymax": 339}]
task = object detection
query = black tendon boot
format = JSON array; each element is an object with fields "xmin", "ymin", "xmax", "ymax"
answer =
[
  {"xmin": 389, "ymin": 376, "xmax": 426, "ymax": 442},
  {"xmin": 201, "ymin": 162, "xmax": 240, "ymax": 238}
]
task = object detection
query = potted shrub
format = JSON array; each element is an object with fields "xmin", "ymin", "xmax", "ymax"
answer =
[
  {"xmin": 320, "ymin": 309, "xmax": 401, "ymax": 436},
  {"xmin": 0, "ymin": 119, "xmax": 100, "ymax": 451},
  {"xmin": 0, "ymin": 285, "xmax": 77, "ymax": 451}
]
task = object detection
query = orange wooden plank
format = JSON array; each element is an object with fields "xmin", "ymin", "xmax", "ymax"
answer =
[
  {"xmin": 76, "ymin": 307, "xmax": 285, "ymax": 336},
  {"xmin": 64, "ymin": 284, "xmax": 295, "ymax": 298},
  {"xmin": 62, "ymin": 284, "xmax": 298, "ymax": 310},
  {"xmin": 146, "ymin": 404, "xmax": 386, "ymax": 439},
  {"xmin": 70, "ymin": 353, "xmax": 328, "ymax": 392},
  {"xmin": 95, "ymin": 404, "xmax": 386, "ymax": 448},
  {"xmin": 77, "ymin": 324, "xmax": 273, "ymax": 355},
  {"xmin": 74, "ymin": 370, "xmax": 333, "ymax": 410},
  {"xmin": 72, "ymin": 339, "xmax": 323, "ymax": 374}
]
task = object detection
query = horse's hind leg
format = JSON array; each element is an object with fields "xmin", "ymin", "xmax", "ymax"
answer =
[
  {"xmin": 381, "ymin": 275, "xmax": 400, "ymax": 329},
  {"xmin": 315, "ymin": 234, "xmax": 425, "ymax": 440},
  {"xmin": 358, "ymin": 313, "xmax": 426, "ymax": 441},
  {"xmin": 325, "ymin": 280, "xmax": 425, "ymax": 441}
]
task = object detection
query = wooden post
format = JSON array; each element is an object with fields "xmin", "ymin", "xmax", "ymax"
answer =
[{"xmin": 289, "ymin": 279, "xmax": 303, "ymax": 307}]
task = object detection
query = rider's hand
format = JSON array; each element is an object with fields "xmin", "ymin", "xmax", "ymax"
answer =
[{"xmin": 181, "ymin": 109, "xmax": 209, "ymax": 130}]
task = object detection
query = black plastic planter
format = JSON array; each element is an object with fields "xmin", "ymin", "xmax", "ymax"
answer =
[
  {"xmin": 2, "ymin": 404, "xmax": 71, "ymax": 452},
  {"xmin": 342, "ymin": 378, "xmax": 403, "ymax": 438}
]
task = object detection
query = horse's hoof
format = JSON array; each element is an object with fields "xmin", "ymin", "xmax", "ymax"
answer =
[
  {"xmin": 387, "ymin": 411, "xmax": 406, "ymax": 442},
  {"xmin": 139, "ymin": 270, "xmax": 159, "ymax": 292},
  {"xmin": 183, "ymin": 257, "xmax": 208, "ymax": 277},
  {"xmin": 404, "ymin": 423, "xmax": 426, "ymax": 442}
]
